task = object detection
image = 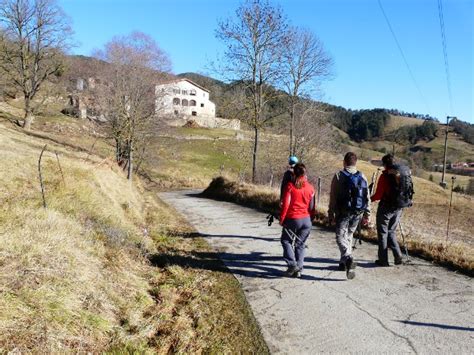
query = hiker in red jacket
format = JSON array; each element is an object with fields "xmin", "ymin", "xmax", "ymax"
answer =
[
  {"xmin": 280, "ymin": 163, "xmax": 316, "ymax": 278},
  {"xmin": 371, "ymin": 154, "xmax": 405, "ymax": 266}
]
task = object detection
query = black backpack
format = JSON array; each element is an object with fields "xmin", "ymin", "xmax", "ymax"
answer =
[
  {"xmin": 340, "ymin": 170, "xmax": 369, "ymax": 212},
  {"xmin": 385, "ymin": 164, "xmax": 414, "ymax": 208}
]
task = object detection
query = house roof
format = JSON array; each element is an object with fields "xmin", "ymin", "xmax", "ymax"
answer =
[{"xmin": 157, "ymin": 78, "xmax": 210, "ymax": 93}]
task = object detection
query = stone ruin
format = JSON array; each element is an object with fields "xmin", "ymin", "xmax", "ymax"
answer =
[{"xmin": 62, "ymin": 78, "xmax": 105, "ymax": 122}]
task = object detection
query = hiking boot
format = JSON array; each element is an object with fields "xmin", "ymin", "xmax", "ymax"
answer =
[
  {"xmin": 338, "ymin": 263, "xmax": 345, "ymax": 271},
  {"xmin": 294, "ymin": 271, "xmax": 302, "ymax": 278},
  {"xmin": 284, "ymin": 266, "xmax": 298, "ymax": 277},
  {"xmin": 345, "ymin": 256, "xmax": 356, "ymax": 280},
  {"xmin": 375, "ymin": 259, "xmax": 390, "ymax": 267},
  {"xmin": 394, "ymin": 257, "xmax": 404, "ymax": 265}
]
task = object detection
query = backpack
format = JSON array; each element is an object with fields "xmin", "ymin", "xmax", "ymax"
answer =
[
  {"xmin": 340, "ymin": 170, "xmax": 368, "ymax": 212},
  {"xmin": 384, "ymin": 164, "xmax": 414, "ymax": 208}
]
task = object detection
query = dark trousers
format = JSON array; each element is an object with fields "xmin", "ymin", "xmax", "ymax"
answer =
[
  {"xmin": 281, "ymin": 217, "xmax": 312, "ymax": 271},
  {"xmin": 376, "ymin": 205, "xmax": 403, "ymax": 263}
]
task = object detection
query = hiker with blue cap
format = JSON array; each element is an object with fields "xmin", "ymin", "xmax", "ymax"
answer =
[{"xmin": 280, "ymin": 156, "xmax": 299, "ymax": 204}]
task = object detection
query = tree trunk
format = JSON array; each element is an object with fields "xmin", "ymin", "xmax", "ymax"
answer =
[
  {"xmin": 289, "ymin": 102, "xmax": 295, "ymax": 156},
  {"xmin": 127, "ymin": 140, "xmax": 133, "ymax": 181},
  {"xmin": 252, "ymin": 127, "xmax": 259, "ymax": 183},
  {"xmin": 23, "ymin": 98, "xmax": 34, "ymax": 130},
  {"xmin": 115, "ymin": 139, "xmax": 121, "ymax": 163}
]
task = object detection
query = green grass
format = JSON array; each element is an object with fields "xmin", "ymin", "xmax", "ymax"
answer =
[{"xmin": 176, "ymin": 126, "xmax": 242, "ymax": 139}]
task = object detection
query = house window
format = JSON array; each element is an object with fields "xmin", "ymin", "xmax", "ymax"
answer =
[
  {"xmin": 200, "ymin": 103, "xmax": 204, "ymax": 107},
  {"xmin": 192, "ymin": 111, "xmax": 197, "ymax": 116},
  {"xmin": 190, "ymin": 89, "xmax": 196, "ymax": 96},
  {"xmin": 173, "ymin": 88, "xmax": 180, "ymax": 94},
  {"xmin": 173, "ymin": 98, "xmax": 180, "ymax": 105},
  {"xmin": 190, "ymin": 100, "xmax": 196, "ymax": 106},
  {"xmin": 203, "ymin": 93, "xmax": 205, "ymax": 97},
  {"xmin": 174, "ymin": 110, "xmax": 179, "ymax": 115},
  {"xmin": 182, "ymin": 90, "xmax": 188, "ymax": 95},
  {"xmin": 182, "ymin": 99, "xmax": 188, "ymax": 106}
]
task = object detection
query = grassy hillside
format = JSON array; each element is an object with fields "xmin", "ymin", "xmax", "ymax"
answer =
[
  {"xmin": 6, "ymin": 99, "xmax": 470, "ymax": 248},
  {"xmin": 0, "ymin": 117, "xmax": 268, "ymax": 353},
  {"xmin": 385, "ymin": 114, "xmax": 425, "ymax": 132},
  {"xmin": 416, "ymin": 130, "xmax": 474, "ymax": 163}
]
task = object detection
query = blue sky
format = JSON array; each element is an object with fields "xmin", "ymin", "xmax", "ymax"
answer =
[{"xmin": 59, "ymin": 0, "xmax": 473, "ymax": 123}]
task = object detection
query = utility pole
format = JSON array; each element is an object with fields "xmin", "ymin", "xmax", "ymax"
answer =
[{"xmin": 440, "ymin": 116, "xmax": 456, "ymax": 188}]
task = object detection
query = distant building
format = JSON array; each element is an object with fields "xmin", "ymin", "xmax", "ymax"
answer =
[
  {"xmin": 155, "ymin": 78, "xmax": 216, "ymax": 118},
  {"xmin": 155, "ymin": 78, "xmax": 240, "ymax": 130}
]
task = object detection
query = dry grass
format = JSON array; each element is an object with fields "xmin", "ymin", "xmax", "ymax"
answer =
[
  {"xmin": 202, "ymin": 176, "xmax": 473, "ymax": 276},
  {"xmin": 143, "ymin": 202, "xmax": 268, "ymax": 354},
  {"xmin": 0, "ymin": 123, "xmax": 268, "ymax": 353},
  {"xmin": 0, "ymin": 124, "xmax": 155, "ymax": 352},
  {"xmin": 385, "ymin": 115, "xmax": 425, "ymax": 132}
]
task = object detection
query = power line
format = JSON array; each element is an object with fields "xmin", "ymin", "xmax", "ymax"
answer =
[
  {"xmin": 377, "ymin": 0, "xmax": 431, "ymax": 114},
  {"xmin": 437, "ymin": 0, "xmax": 454, "ymax": 113}
]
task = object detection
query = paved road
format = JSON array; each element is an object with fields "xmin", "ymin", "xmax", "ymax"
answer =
[{"xmin": 159, "ymin": 190, "xmax": 473, "ymax": 354}]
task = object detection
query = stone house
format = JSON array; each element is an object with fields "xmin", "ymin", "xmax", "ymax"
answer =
[
  {"xmin": 155, "ymin": 78, "xmax": 216, "ymax": 118},
  {"xmin": 155, "ymin": 78, "xmax": 240, "ymax": 130}
]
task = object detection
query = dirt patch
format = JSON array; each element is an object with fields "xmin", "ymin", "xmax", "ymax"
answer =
[{"xmin": 183, "ymin": 120, "xmax": 201, "ymax": 128}]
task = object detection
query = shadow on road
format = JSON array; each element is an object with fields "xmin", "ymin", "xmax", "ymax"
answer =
[
  {"xmin": 149, "ymin": 243, "xmax": 346, "ymax": 282},
  {"xmin": 396, "ymin": 320, "xmax": 474, "ymax": 332}
]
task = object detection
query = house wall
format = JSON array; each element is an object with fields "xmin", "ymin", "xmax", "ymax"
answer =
[
  {"xmin": 155, "ymin": 79, "xmax": 240, "ymax": 130},
  {"xmin": 155, "ymin": 80, "xmax": 215, "ymax": 117}
]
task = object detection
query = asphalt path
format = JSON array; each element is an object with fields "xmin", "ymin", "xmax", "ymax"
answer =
[{"xmin": 159, "ymin": 190, "xmax": 473, "ymax": 354}]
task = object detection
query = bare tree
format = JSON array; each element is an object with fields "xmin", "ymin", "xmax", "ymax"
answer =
[
  {"xmin": 216, "ymin": 0, "xmax": 288, "ymax": 183},
  {"xmin": 0, "ymin": 0, "xmax": 71, "ymax": 129},
  {"xmin": 94, "ymin": 32, "xmax": 171, "ymax": 180},
  {"xmin": 281, "ymin": 26, "xmax": 333, "ymax": 156},
  {"xmin": 292, "ymin": 101, "xmax": 340, "ymax": 161}
]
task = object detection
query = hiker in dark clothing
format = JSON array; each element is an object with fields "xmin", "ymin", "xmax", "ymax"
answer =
[
  {"xmin": 371, "ymin": 154, "xmax": 412, "ymax": 266},
  {"xmin": 328, "ymin": 152, "xmax": 370, "ymax": 279},
  {"xmin": 280, "ymin": 163, "xmax": 316, "ymax": 278},
  {"xmin": 280, "ymin": 156, "xmax": 298, "ymax": 203}
]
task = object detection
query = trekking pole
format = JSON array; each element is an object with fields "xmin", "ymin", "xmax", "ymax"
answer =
[
  {"xmin": 267, "ymin": 214, "xmax": 307, "ymax": 248},
  {"xmin": 352, "ymin": 169, "xmax": 379, "ymax": 250},
  {"xmin": 398, "ymin": 212, "xmax": 410, "ymax": 263}
]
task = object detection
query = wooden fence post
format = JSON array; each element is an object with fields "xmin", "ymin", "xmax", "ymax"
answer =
[{"xmin": 38, "ymin": 145, "xmax": 47, "ymax": 208}]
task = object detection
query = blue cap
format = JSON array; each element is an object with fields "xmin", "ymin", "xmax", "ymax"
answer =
[{"xmin": 288, "ymin": 156, "xmax": 299, "ymax": 166}]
